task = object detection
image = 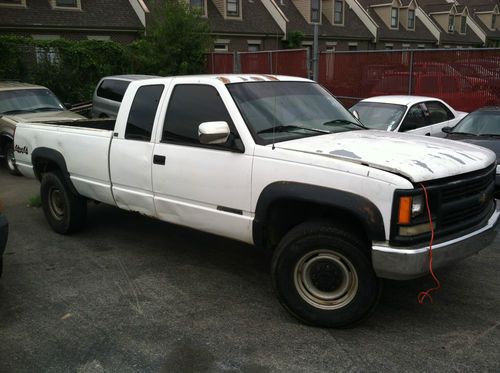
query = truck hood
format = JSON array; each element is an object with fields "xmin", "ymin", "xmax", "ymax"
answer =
[
  {"xmin": 3, "ymin": 110, "xmax": 84, "ymax": 123},
  {"xmin": 274, "ymin": 130, "xmax": 495, "ymax": 183}
]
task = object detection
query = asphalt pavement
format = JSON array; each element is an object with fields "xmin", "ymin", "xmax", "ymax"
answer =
[{"xmin": 0, "ymin": 166, "xmax": 499, "ymax": 372}]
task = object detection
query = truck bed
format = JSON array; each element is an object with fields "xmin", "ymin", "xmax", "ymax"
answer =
[
  {"xmin": 14, "ymin": 120, "xmax": 116, "ymax": 205},
  {"xmin": 45, "ymin": 118, "xmax": 116, "ymax": 131}
]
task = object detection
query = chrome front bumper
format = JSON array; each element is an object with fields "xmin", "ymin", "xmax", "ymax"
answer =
[{"xmin": 372, "ymin": 203, "xmax": 500, "ymax": 280}]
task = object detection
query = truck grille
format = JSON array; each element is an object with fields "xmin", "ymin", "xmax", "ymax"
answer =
[
  {"xmin": 438, "ymin": 166, "xmax": 495, "ymax": 235},
  {"xmin": 391, "ymin": 163, "xmax": 496, "ymax": 245}
]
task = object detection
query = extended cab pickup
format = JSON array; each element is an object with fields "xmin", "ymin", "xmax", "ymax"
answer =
[{"xmin": 14, "ymin": 75, "xmax": 500, "ymax": 327}]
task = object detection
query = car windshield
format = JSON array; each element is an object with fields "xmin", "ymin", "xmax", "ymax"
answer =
[
  {"xmin": 227, "ymin": 81, "xmax": 361, "ymax": 145},
  {"xmin": 0, "ymin": 88, "xmax": 64, "ymax": 115},
  {"xmin": 349, "ymin": 102, "xmax": 406, "ymax": 131},
  {"xmin": 452, "ymin": 111, "xmax": 500, "ymax": 136}
]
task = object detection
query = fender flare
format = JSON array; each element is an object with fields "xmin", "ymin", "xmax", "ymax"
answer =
[
  {"xmin": 31, "ymin": 147, "xmax": 78, "ymax": 195},
  {"xmin": 252, "ymin": 181, "xmax": 386, "ymax": 246},
  {"xmin": 0, "ymin": 131, "xmax": 14, "ymax": 141}
]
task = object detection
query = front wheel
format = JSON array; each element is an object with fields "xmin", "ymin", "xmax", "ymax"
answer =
[
  {"xmin": 4, "ymin": 142, "xmax": 21, "ymax": 176},
  {"xmin": 271, "ymin": 221, "xmax": 381, "ymax": 328},
  {"xmin": 40, "ymin": 172, "xmax": 87, "ymax": 234}
]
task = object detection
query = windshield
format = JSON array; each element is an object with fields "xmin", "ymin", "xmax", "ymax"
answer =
[
  {"xmin": 227, "ymin": 81, "xmax": 361, "ymax": 145},
  {"xmin": 349, "ymin": 102, "xmax": 406, "ymax": 131},
  {"xmin": 452, "ymin": 111, "xmax": 500, "ymax": 136},
  {"xmin": 0, "ymin": 88, "xmax": 64, "ymax": 115}
]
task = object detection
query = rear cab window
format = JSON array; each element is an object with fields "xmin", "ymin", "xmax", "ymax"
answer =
[{"xmin": 125, "ymin": 85, "xmax": 165, "ymax": 141}]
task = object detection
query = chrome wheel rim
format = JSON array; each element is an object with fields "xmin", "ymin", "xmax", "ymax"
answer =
[
  {"xmin": 48, "ymin": 187, "xmax": 65, "ymax": 220},
  {"xmin": 294, "ymin": 250, "xmax": 358, "ymax": 310}
]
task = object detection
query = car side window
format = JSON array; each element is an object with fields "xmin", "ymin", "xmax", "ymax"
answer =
[
  {"xmin": 97, "ymin": 79, "xmax": 130, "ymax": 102},
  {"xmin": 162, "ymin": 84, "xmax": 236, "ymax": 147},
  {"xmin": 424, "ymin": 101, "xmax": 454, "ymax": 124},
  {"xmin": 400, "ymin": 104, "xmax": 427, "ymax": 131},
  {"xmin": 125, "ymin": 84, "xmax": 164, "ymax": 142}
]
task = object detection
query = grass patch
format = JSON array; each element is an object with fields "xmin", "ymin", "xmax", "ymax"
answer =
[{"xmin": 27, "ymin": 195, "xmax": 42, "ymax": 208}]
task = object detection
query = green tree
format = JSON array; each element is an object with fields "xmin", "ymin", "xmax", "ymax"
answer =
[
  {"xmin": 284, "ymin": 31, "xmax": 305, "ymax": 49},
  {"xmin": 131, "ymin": 0, "xmax": 212, "ymax": 75}
]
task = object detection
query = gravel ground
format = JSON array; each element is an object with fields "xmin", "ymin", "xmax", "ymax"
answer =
[{"xmin": 0, "ymin": 166, "xmax": 499, "ymax": 372}]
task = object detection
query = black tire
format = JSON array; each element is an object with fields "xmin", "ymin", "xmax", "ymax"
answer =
[
  {"xmin": 4, "ymin": 142, "xmax": 21, "ymax": 176},
  {"xmin": 40, "ymin": 171, "xmax": 87, "ymax": 234},
  {"xmin": 271, "ymin": 221, "xmax": 381, "ymax": 328}
]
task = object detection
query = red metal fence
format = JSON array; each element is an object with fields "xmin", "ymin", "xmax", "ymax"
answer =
[
  {"xmin": 319, "ymin": 49, "xmax": 500, "ymax": 111},
  {"xmin": 206, "ymin": 52, "xmax": 234, "ymax": 74},
  {"xmin": 206, "ymin": 49, "xmax": 308, "ymax": 78},
  {"xmin": 206, "ymin": 48, "xmax": 500, "ymax": 112}
]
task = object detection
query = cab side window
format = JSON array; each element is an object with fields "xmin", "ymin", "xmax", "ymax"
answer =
[
  {"xmin": 162, "ymin": 84, "xmax": 235, "ymax": 146},
  {"xmin": 400, "ymin": 104, "xmax": 427, "ymax": 131},
  {"xmin": 125, "ymin": 84, "xmax": 164, "ymax": 141}
]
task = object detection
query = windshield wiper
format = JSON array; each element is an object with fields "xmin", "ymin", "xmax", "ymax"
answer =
[
  {"xmin": 31, "ymin": 106, "xmax": 63, "ymax": 112},
  {"xmin": 322, "ymin": 119, "xmax": 366, "ymax": 129},
  {"xmin": 257, "ymin": 125, "xmax": 329, "ymax": 135},
  {"xmin": 478, "ymin": 133, "xmax": 500, "ymax": 138},
  {"xmin": 1, "ymin": 109, "xmax": 33, "ymax": 115},
  {"xmin": 450, "ymin": 131, "xmax": 478, "ymax": 136}
]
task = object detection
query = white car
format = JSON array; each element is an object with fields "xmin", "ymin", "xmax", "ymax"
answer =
[{"xmin": 350, "ymin": 95, "xmax": 467, "ymax": 137}]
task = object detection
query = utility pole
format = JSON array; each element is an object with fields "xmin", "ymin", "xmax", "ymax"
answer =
[{"xmin": 312, "ymin": 23, "xmax": 319, "ymax": 81}]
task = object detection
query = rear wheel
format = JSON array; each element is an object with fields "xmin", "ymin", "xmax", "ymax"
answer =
[
  {"xmin": 271, "ymin": 221, "xmax": 381, "ymax": 328},
  {"xmin": 40, "ymin": 171, "xmax": 87, "ymax": 234},
  {"xmin": 4, "ymin": 142, "xmax": 21, "ymax": 176}
]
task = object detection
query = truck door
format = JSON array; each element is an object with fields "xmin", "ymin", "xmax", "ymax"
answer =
[
  {"xmin": 109, "ymin": 84, "xmax": 165, "ymax": 216},
  {"xmin": 151, "ymin": 82, "xmax": 253, "ymax": 243}
]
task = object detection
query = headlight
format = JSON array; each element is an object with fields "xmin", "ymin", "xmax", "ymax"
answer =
[
  {"xmin": 496, "ymin": 164, "xmax": 500, "ymax": 174},
  {"xmin": 411, "ymin": 195, "xmax": 424, "ymax": 217}
]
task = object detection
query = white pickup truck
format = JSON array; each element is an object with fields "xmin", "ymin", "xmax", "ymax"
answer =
[{"xmin": 14, "ymin": 75, "xmax": 499, "ymax": 327}]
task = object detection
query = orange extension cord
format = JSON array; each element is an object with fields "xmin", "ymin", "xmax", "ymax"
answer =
[{"xmin": 418, "ymin": 183, "xmax": 441, "ymax": 304}]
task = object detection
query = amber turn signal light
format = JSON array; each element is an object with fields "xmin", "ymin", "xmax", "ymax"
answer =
[{"xmin": 398, "ymin": 196, "xmax": 412, "ymax": 225}]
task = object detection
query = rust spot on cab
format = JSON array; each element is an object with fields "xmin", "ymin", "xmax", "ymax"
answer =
[
  {"xmin": 250, "ymin": 76, "xmax": 265, "ymax": 81},
  {"xmin": 263, "ymin": 74, "xmax": 279, "ymax": 81},
  {"xmin": 217, "ymin": 76, "xmax": 231, "ymax": 84}
]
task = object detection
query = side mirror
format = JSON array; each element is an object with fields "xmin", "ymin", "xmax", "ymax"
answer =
[
  {"xmin": 64, "ymin": 102, "xmax": 72, "ymax": 109},
  {"xmin": 198, "ymin": 121, "xmax": 230, "ymax": 145},
  {"xmin": 442, "ymin": 126, "xmax": 452, "ymax": 134},
  {"xmin": 352, "ymin": 110, "xmax": 360, "ymax": 120}
]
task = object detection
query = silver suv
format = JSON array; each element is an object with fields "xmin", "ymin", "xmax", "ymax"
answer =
[{"xmin": 91, "ymin": 75, "xmax": 159, "ymax": 119}]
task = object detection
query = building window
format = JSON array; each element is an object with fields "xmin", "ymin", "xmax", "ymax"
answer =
[
  {"xmin": 492, "ymin": 14, "xmax": 496, "ymax": 30},
  {"xmin": 214, "ymin": 41, "xmax": 229, "ymax": 52},
  {"xmin": 190, "ymin": 0, "xmax": 205, "ymax": 14},
  {"xmin": 0, "ymin": 0, "xmax": 26, "ymax": 6},
  {"xmin": 448, "ymin": 14, "xmax": 455, "ymax": 32},
  {"xmin": 391, "ymin": 8, "xmax": 399, "ymax": 28},
  {"xmin": 226, "ymin": 0, "xmax": 239, "ymax": 17},
  {"xmin": 87, "ymin": 35, "xmax": 111, "ymax": 41},
  {"xmin": 408, "ymin": 9, "xmax": 415, "ymax": 30},
  {"xmin": 348, "ymin": 42, "xmax": 358, "ymax": 51},
  {"xmin": 460, "ymin": 15, "xmax": 466, "ymax": 33},
  {"xmin": 334, "ymin": 0, "xmax": 344, "ymax": 25},
  {"xmin": 417, "ymin": 44, "xmax": 425, "ymax": 49},
  {"xmin": 326, "ymin": 42, "xmax": 337, "ymax": 52},
  {"xmin": 311, "ymin": 0, "xmax": 320, "ymax": 23},
  {"xmin": 55, "ymin": 0, "xmax": 79, "ymax": 7}
]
